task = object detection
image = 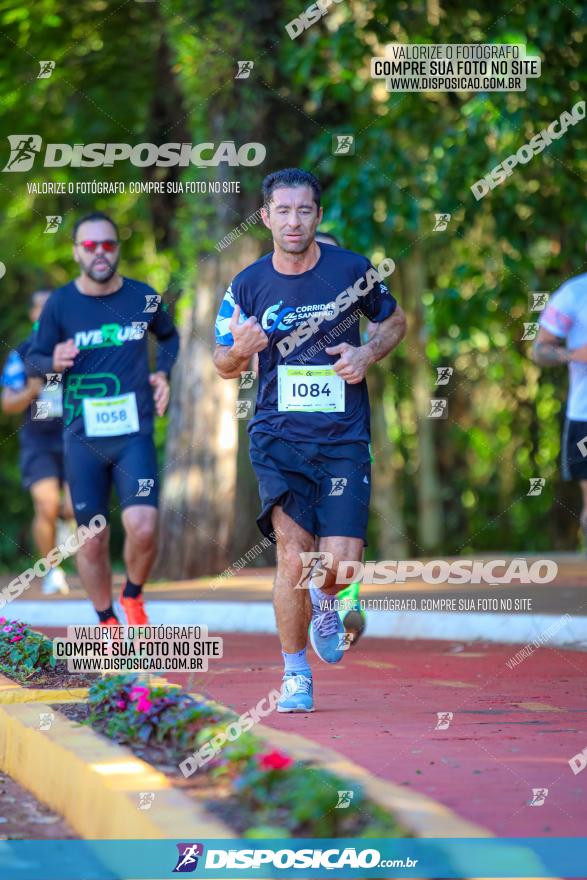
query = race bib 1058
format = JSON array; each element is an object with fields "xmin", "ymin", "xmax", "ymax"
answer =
[{"xmin": 82, "ymin": 392, "xmax": 140, "ymax": 437}]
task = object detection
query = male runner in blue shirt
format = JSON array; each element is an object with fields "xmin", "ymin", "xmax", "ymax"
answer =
[
  {"xmin": 28, "ymin": 212, "xmax": 179, "ymax": 629},
  {"xmin": 2, "ymin": 289, "xmax": 72, "ymax": 595},
  {"xmin": 214, "ymin": 169, "xmax": 406, "ymax": 712}
]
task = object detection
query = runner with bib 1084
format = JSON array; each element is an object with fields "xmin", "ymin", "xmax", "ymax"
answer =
[{"xmin": 214, "ymin": 168, "xmax": 407, "ymax": 713}]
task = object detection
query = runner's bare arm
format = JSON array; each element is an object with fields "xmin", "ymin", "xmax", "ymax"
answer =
[
  {"xmin": 532, "ymin": 327, "xmax": 570, "ymax": 366},
  {"xmin": 213, "ymin": 345, "xmax": 253, "ymax": 379},
  {"xmin": 1, "ymin": 378, "xmax": 43, "ymax": 414},
  {"xmin": 213, "ymin": 305, "xmax": 268, "ymax": 379},
  {"xmin": 326, "ymin": 306, "xmax": 406, "ymax": 385},
  {"xmin": 360, "ymin": 305, "xmax": 407, "ymax": 364}
]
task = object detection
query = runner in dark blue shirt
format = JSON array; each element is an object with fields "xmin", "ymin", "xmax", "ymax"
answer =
[
  {"xmin": 27, "ymin": 212, "xmax": 179, "ymax": 630},
  {"xmin": 214, "ymin": 169, "xmax": 406, "ymax": 713},
  {"xmin": 1, "ymin": 289, "xmax": 72, "ymax": 595}
]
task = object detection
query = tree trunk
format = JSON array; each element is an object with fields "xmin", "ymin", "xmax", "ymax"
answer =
[
  {"xmin": 368, "ymin": 362, "xmax": 409, "ymax": 559},
  {"xmin": 400, "ymin": 246, "xmax": 444, "ymax": 552},
  {"xmin": 155, "ymin": 235, "xmax": 260, "ymax": 579}
]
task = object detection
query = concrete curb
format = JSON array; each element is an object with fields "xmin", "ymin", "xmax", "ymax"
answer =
[
  {"xmin": 0, "ymin": 671, "xmax": 88, "ymax": 704},
  {"xmin": 0, "ymin": 700, "xmax": 233, "ymax": 839}
]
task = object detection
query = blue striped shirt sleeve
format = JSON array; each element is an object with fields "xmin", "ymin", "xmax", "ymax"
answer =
[{"xmin": 215, "ymin": 282, "xmax": 248, "ymax": 346}]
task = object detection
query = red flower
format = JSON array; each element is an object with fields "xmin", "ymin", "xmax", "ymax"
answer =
[{"xmin": 257, "ymin": 749, "xmax": 293, "ymax": 771}]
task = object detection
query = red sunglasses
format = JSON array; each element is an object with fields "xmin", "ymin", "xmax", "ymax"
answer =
[{"xmin": 76, "ymin": 239, "xmax": 119, "ymax": 253}]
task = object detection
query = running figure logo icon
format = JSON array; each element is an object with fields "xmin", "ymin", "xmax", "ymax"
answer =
[
  {"xmin": 131, "ymin": 321, "xmax": 148, "ymax": 339},
  {"xmin": 337, "ymin": 632, "xmax": 353, "ymax": 651},
  {"xmin": 137, "ymin": 479, "xmax": 155, "ymax": 497},
  {"xmin": 527, "ymin": 478, "xmax": 545, "ymax": 496},
  {"xmin": 144, "ymin": 293, "xmax": 162, "ymax": 313},
  {"xmin": 235, "ymin": 61, "xmax": 254, "ymax": 79},
  {"xmin": 3, "ymin": 135, "xmax": 42, "ymax": 172},
  {"xmin": 522, "ymin": 322, "xmax": 539, "ymax": 341},
  {"xmin": 44, "ymin": 215, "xmax": 62, "ymax": 233},
  {"xmin": 428, "ymin": 399, "xmax": 448, "ymax": 419},
  {"xmin": 37, "ymin": 61, "xmax": 55, "ymax": 78},
  {"xmin": 435, "ymin": 711, "xmax": 453, "ymax": 730},
  {"xmin": 529, "ymin": 292, "xmax": 549, "ymax": 312},
  {"xmin": 235, "ymin": 399, "xmax": 252, "ymax": 419},
  {"xmin": 298, "ymin": 551, "xmax": 333, "ymax": 588},
  {"xmin": 45, "ymin": 373, "xmax": 62, "ymax": 390},
  {"xmin": 528, "ymin": 788, "xmax": 549, "ymax": 806},
  {"xmin": 329, "ymin": 477, "xmax": 347, "ymax": 496},
  {"xmin": 173, "ymin": 843, "xmax": 204, "ymax": 873},
  {"xmin": 32, "ymin": 400, "xmax": 52, "ymax": 420},
  {"xmin": 335, "ymin": 790, "xmax": 354, "ymax": 808},
  {"xmin": 239, "ymin": 370, "xmax": 256, "ymax": 389},
  {"xmin": 332, "ymin": 135, "xmax": 355, "ymax": 155},
  {"xmin": 138, "ymin": 791, "xmax": 155, "ymax": 810},
  {"xmin": 435, "ymin": 367, "xmax": 453, "ymax": 386},
  {"xmin": 39, "ymin": 712, "xmax": 54, "ymax": 731},
  {"xmin": 433, "ymin": 213, "xmax": 451, "ymax": 231}
]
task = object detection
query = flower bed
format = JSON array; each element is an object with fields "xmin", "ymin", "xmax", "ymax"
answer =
[
  {"xmin": 0, "ymin": 618, "xmax": 96, "ymax": 688},
  {"xmin": 85, "ymin": 675, "xmax": 407, "ymax": 838}
]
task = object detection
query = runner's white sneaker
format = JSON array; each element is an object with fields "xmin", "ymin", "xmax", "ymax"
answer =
[
  {"xmin": 277, "ymin": 673, "xmax": 314, "ymax": 713},
  {"xmin": 42, "ymin": 566, "xmax": 70, "ymax": 596}
]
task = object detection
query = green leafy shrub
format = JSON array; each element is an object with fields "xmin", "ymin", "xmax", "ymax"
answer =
[{"xmin": 0, "ymin": 617, "xmax": 55, "ymax": 680}]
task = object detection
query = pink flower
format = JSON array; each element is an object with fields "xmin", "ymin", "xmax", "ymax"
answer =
[
  {"xmin": 9, "ymin": 636, "xmax": 23, "ymax": 643},
  {"xmin": 0, "ymin": 617, "xmax": 6, "ymax": 624},
  {"xmin": 128, "ymin": 686, "xmax": 153, "ymax": 713},
  {"xmin": 116, "ymin": 700, "xmax": 126, "ymax": 709},
  {"xmin": 3, "ymin": 626, "xmax": 13, "ymax": 633}
]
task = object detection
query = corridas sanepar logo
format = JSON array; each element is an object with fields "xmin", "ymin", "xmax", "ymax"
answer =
[{"xmin": 3, "ymin": 135, "xmax": 265, "ymax": 171}]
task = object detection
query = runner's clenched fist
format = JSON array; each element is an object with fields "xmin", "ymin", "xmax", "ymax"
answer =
[{"xmin": 229, "ymin": 305, "xmax": 269, "ymax": 358}]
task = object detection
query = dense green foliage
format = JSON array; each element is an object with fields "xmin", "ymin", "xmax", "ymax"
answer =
[{"xmin": 1, "ymin": 0, "xmax": 586, "ymax": 567}]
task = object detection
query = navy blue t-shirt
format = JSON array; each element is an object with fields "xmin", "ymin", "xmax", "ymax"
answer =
[
  {"xmin": 215, "ymin": 243, "xmax": 397, "ymax": 443},
  {"xmin": 27, "ymin": 278, "xmax": 179, "ymax": 437}
]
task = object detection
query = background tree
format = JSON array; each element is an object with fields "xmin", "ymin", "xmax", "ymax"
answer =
[{"xmin": 0, "ymin": 0, "xmax": 585, "ymax": 572}]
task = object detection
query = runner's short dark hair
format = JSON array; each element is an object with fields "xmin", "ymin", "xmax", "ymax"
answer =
[
  {"xmin": 72, "ymin": 211, "xmax": 119, "ymax": 243},
  {"xmin": 262, "ymin": 168, "xmax": 321, "ymax": 210}
]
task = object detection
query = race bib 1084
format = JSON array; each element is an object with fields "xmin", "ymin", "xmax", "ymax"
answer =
[{"xmin": 277, "ymin": 365, "xmax": 345, "ymax": 412}]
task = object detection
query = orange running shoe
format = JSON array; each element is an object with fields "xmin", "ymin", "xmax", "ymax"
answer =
[
  {"xmin": 99, "ymin": 616, "xmax": 119, "ymax": 632},
  {"xmin": 119, "ymin": 592, "xmax": 149, "ymax": 626}
]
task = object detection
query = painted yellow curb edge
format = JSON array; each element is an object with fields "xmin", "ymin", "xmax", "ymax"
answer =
[
  {"xmin": 0, "ymin": 670, "xmax": 182, "ymax": 704},
  {"xmin": 0, "ymin": 671, "xmax": 88, "ymax": 704},
  {"xmin": 0, "ymin": 700, "xmax": 233, "ymax": 840}
]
